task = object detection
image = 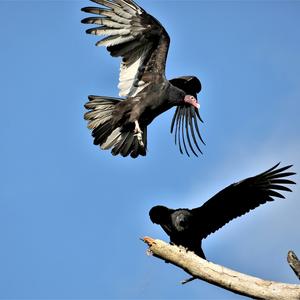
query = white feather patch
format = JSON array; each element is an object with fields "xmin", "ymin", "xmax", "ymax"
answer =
[
  {"xmin": 101, "ymin": 127, "xmax": 122, "ymax": 149},
  {"xmin": 84, "ymin": 109, "xmax": 111, "ymax": 120},
  {"xmin": 112, "ymin": 7, "xmax": 132, "ymax": 19},
  {"xmin": 87, "ymin": 116, "xmax": 110, "ymax": 129},
  {"xmin": 97, "ymin": 35, "xmax": 135, "ymax": 47},
  {"xmin": 92, "ymin": 28, "xmax": 131, "ymax": 36},
  {"xmin": 90, "ymin": 19, "xmax": 129, "ymax": 29},
  {"xmin": 118, "ymin": 57, "xmax": 142, "ymax": 96},
  {"xmin": 130, "ymin": 82, "xmax": 150, "ymax": 97},
  {"xmin": 114, "ymin": 0, "xmax": 136, "ymax": 14},
  {"xmin": 99, "ymin": 10, "xmax": 131, "ymax": 24},
  {"xmin": 114, "ymin": 0, "xmax": 143, "ymax": 15}
]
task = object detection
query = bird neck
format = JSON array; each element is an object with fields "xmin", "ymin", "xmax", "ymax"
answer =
[{"xmin": 167, "ymin": 84, "xmax": 186, "ymax": 106}]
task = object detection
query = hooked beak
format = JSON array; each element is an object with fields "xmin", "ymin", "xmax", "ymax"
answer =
[
  {"xmin": 193, "ymin": 102, "xmax": 200, "ymax": 109},
  {"xmin": 184, "ymin": 95, "xmax": 200, "ymax": 109}
]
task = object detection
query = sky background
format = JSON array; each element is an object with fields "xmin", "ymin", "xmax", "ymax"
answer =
[{"xmin": 1, "ymin": 0, "xmax": 300, "ymax": 299}]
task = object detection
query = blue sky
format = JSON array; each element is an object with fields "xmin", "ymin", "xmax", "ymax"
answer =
[{"xmin": 1, "ymin": 0, "xmax": 300, "ymax": 299}]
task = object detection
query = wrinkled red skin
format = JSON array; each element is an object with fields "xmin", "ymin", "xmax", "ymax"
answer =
[{"xmin": 184, "ymin": 95, "xmax": 200, "ymax": 109}]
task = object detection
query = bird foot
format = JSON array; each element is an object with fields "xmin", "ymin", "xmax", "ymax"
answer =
[
  {"xmin": 134, "ymin": 131, "xmax": 144, "ymax": 146},
  {"xmin": 134, "ymin": 121, "xmax": 144, "ymax": 147}
]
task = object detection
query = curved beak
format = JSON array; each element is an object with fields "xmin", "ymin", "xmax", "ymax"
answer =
[
  {"xmin": 193, "ymin": 102, "xmax": 200, "ymax": 109},
  {"xmin": 184, "ymin": 95, "xmax": 200, "ymax": 109}
]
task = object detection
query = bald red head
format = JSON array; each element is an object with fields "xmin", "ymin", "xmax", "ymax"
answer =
[{"xmin": 184, "ymin": 95, "xmax": 200, "ymax": 109}]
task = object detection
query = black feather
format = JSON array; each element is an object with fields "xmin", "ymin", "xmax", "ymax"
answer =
[
  {"xmin": 185, "ymin": 107, "xmax": 198, "ymax": 157},
  {"xmin": 149, "ymin": 163, "xmax": 296, "ymax": 258},
  {"xmin": 181, "ymin": 107, "xmax": 190, "ymax": 157}
]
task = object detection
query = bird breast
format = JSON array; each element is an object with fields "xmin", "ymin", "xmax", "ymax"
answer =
[{"xmin": 172, "ymin": 210, "xmax": 192, "ymax": 232}]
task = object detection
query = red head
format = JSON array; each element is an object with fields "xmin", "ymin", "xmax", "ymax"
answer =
[{"xmin": 184, "ymin": 95, "xmax": 200, "ymax": 109}]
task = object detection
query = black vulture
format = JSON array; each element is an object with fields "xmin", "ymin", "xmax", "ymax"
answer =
[
  {"xmin": 149, "ymin": 163, "xmax": 296, "ymax": 258},
  {"xmin": 81, "ymin": 0, "xmax": 204, "ymax": 158}
]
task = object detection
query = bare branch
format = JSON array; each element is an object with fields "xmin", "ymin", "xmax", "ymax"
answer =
[
  {"xmin": 288, "ymin": 251, "xmax": 300, "ymax": 280},
  {"xmin": 142, "ymin": 237, "xmax": 300, "ymax": 300}
]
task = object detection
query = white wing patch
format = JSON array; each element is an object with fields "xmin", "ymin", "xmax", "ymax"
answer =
[
  {"xmin": 118, "ymin": 57, "xmax": 142, "ymax": 96},
  {"xmin": 96, "ymin": 35, "xmax": 135, "ymax": 47}
]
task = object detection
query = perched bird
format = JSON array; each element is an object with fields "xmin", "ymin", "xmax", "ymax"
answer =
[
  {"xmin": 81, "ymin": 0, "xmax": 204, "ymax": 158},
  {"xmin": 149, "ymin": 163, "xmax": 296, "ymax": 258}
]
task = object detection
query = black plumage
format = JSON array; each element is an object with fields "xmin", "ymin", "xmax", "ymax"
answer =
[
  {"xmin": 149, "ymin": 163, "xmax": 296, "ymax": 258},
  {"xmin": 81, "ymin": 0, "xmax": 204, "ymax": 158}
]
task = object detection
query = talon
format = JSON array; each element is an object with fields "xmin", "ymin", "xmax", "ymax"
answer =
[
  {"xmin": 134, "ymin": 132, "xmax": 144, "ymax": 147},
  {"xmin": 134, "ymin": 120, "xmax": 144, "ymax": 147}
]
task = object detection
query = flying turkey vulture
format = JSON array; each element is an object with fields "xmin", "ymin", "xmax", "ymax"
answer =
[
  {"xmin": 149, "ymin": 163, "xmax": 296, "ymax": 258},
  {"xmin": 81, "ymin": 0, "xmax": 204, "ymax": 158}
]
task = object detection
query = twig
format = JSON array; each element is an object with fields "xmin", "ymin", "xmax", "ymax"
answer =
[
  {"xmin": 288, "ymin": 251, "xmax": 300, "ymax": 280},
  {"xmin": 180, "ymin": 276, "xmax": 196, "ymax": 284}
]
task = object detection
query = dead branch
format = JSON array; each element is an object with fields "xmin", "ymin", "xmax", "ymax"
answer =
[
  {"xmin": 142, "ymin": 237, "xmax": 300, "ymax": 300},
  {"xmin": 288, "ymin": 251, "xmax": 300, "ymax": 280}
]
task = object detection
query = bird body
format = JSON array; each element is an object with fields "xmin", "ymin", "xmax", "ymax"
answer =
[
  {"xmin": 114, "ymin": 81, "xmax": 185, "ymax": 126},
  {"xmin": 149, "ymin": 163, "xmax": 296, "ymax": 258},
  {"xmin": 81, "ymin": 0, "xmax": 204, "ymax": 158}
]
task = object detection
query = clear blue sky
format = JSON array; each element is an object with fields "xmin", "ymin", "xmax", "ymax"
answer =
[{"xmin": 1, "ymin": 0, "xmax": 300, "ymax": 299}]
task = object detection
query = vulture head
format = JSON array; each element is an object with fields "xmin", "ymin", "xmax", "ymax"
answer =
[
  {"xmin": 149, "ymin": 205, "xmax": 171, "ymax": 224},
  {"xmin": 184, "ymin": 95, "xmax": 200, "ymax": 109}
]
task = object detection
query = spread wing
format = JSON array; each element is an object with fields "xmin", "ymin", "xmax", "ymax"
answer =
[
  {"xmin": 82, "ymin": 0, "xmax": 170, "ymax": 98},
  {"xmin": 192, "ymin": 163, "xmax": 296, "ymax": 239}
]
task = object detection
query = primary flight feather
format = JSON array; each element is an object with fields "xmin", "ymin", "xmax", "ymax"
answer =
[
  {"xmin": 81, "ymin": 0, "xmax": 204, "ymax": 158},
  {"xmin": 149, "ymin": 163, "xmax": 296, "ymax": 258}
]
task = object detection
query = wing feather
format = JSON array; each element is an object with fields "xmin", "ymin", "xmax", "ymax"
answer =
[
  {"xmin": 82, "ymin": 0, "xmax": 170, "ymax": 97},
  {"xmin": 192, "ymin": 163, "xmax": 296, "ymax": 239}
]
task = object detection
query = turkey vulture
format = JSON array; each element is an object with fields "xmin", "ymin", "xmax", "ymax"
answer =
[
  {"xmin": 149, "ymin": 163, "xmax": 296, "ymax": 258},
  {"xmin": 81, "ymin": 0, "xmax": 204, "ymax": 158}
]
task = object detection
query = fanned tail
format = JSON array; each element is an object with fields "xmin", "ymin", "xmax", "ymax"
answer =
[{"xmin": 84, "ymin": 95, "xmax": 147, "ymax": 158}]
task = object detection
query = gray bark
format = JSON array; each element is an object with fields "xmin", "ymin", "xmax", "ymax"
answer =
[
  {"xmin": 288, "ymin": 251, "xmax": 300, "ymax": 281},
  {"xmin": 143, "ymin": 237, "xmax": 300, "ymax": 300}
]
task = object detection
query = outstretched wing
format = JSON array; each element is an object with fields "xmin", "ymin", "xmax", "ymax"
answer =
[
  {"xmin": 82, "ymin": 0, "xmax": 170, "ymax": 97},
  {"xmin": 192, "ymin": 163, "xmax": 296, "ymax": 239},
  {"xmin": 170, "ymin": 76, "xmax": 204, "ymax": 157}
]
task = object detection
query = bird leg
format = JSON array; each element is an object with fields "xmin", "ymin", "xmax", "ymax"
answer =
[{"xmin": 134, "ymin": 120, "xmax": 144, "ymax": 147}]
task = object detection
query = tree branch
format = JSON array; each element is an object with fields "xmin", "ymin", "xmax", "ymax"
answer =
[
  {"xmin": 142, "ymin": 237, "xmax": 300, "ymax": 300},
  {"xmin": 288, "ymin": 251, "xmax": 300, "ymax": 280}
]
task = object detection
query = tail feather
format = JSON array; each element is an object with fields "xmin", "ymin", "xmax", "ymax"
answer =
[
  {"xmin": 92, "ymin": 121, "xmax": 113, "ymax": 145},
  {"xmin": 111, "ymin": 131, "xmax": 130, "ymax": 156},
  {"xmin": 101, "ymin": 127, "xmax": 122, "ymax": 149},
  {"xmin": 84, "ymin": 95, "xmax": 147, "ymax": 158},
  {"xmin": 120, "ymin": 133, "xmax": 135, "ymax": 157}
]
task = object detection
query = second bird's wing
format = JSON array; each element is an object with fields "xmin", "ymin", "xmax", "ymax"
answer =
[{"xmin": 191, "ymin": 163, "xmax": 296, "ymax": 239}]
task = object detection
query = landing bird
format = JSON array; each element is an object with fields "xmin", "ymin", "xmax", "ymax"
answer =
[
  {"xmin": 149, "ymin": 163, "xmax": 296, "ymax": 258},
  {"xmin": 81, "ymin": 0, "xmax": 204, "ymax": 158}
]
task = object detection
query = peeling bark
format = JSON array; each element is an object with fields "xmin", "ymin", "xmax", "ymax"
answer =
[{"xmin": 142, "ymin": 237, "xmax": 300, "ymax": 300}]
